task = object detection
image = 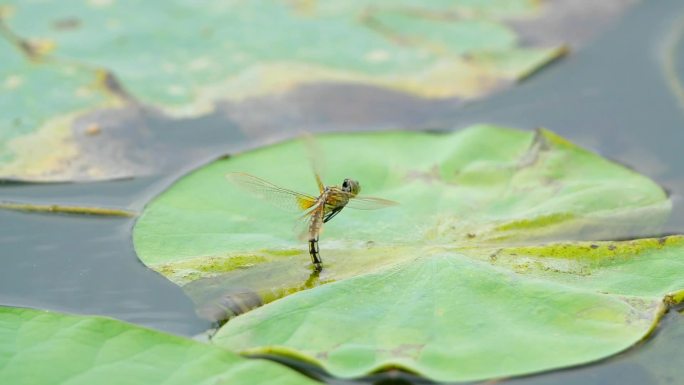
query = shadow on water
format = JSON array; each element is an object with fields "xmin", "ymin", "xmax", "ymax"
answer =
[{"xmin": 1, "ymin": 0, "xmax": 684, "ymax": 383}]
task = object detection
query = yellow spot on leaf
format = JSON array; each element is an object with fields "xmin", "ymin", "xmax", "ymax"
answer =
[
  {"xmin": 364, "ymin": 50, "xmax": 390, "ymax": 63},
  {"xmin": 85, "ymin": 123, "xmax": 101, "ymax": 136},
  {"xmin": 189, "ymin": 57, "xmax": 213, "ymax": 71},
  {"xmin": 167, "ymin": 85, "xmax": 188, "ymax": 96},
  {"xmin": 0, "ymin": 114, "xmax": 79, "ymax": 180},
  {"xmin": 4, "ymin": 75, "xmax": 22, "ymax": 90},
  {"xmin": 27, "ymin": 38, "xmax": 56, "ymax": 57},
  {"xmin": 87, "ymin": 0, "xmax": 115, "ymax": 8},
  {"xmin": 0, "ymin": 5, "xmax": 15, "ymax": 19}
]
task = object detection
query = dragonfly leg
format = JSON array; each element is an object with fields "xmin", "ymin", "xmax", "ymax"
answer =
[{"xmin": 308, "ymin": 237, "xmax": 322, "ymax": 270}]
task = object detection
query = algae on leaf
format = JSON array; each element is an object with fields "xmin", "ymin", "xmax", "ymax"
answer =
[
  {"xmin": 0, "ymin": 306, "xmax": 319, "ymax": 385},
  {"xmin": 132, "ymin": 125, "xmax": 682, "ymax": 382},
  {"xmin": 213, "ymin": 237, "xmax": 683, "ymax": 382},
  {"xmin": 134, "ymin": 126, "xmax": 670, "ymax": 283}
]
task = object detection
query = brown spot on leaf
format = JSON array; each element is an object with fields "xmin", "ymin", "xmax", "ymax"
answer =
[
  {"xmin": 1, "ymin": 18, "xmax": 55, "ymax": 61},
  {"xmin": 84, "ymin": 123, "xmax": 101, "ymax": 136},
  {"xmin": 360, "ymin": 9, "xmax": 414, "ymax": 47},
  {"xmin": 52, "ymin": 18, "xmax": 81, "ymax": 31},
  {"xmin": 389, "ymin": 343, "xmax": 425, "ymax": 359},
  {"xmin": 96, "ymin": 70, "xmax": 134, "ymax": 102},
  {"xmin": 590, "ymin": 244, "xmax": 599, "ymax": 249},
  {"xmin": 406, "ymin": 164, "xmax": 441, "ymax": 184},
  {"xmin": 664, "ymin": 294, "xmax": 676, "ymax": 306},
  {"xmin": 489, "ymin": 249, "xmax": 502, "ymax": 261},
  {"xmin": 517, "ymin": 128, "xmax": 551, "ymax": 169}
]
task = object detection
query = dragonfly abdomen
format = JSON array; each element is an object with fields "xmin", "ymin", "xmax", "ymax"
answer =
[
  {"xmin": 307, "ymin": 202, "xmax": 325, "ymax": 270},
  {"xmin": 309, "ymin": 238, "xmax": 321, "ymax": 266}
]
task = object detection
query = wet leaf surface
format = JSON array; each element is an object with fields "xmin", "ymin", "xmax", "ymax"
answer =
[
  {"xmin": 0, "ymin": 306, "xmax": 320, "ymax": 385},
  {"xmin": 133, "ymin": 125, "xmax": 681, "ymax": 381},
  {"xmin": 214, "ymin": 237, "xmax": 683, "ymax": 382}
]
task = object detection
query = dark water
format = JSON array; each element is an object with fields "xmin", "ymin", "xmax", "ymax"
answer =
[
  {"xmin": 446, "ymin": 0, "xmax": 684, "ymax": 236},
  {"xmin": 1, "ymin": 0, "xmax": 684, "ymax": 384}
]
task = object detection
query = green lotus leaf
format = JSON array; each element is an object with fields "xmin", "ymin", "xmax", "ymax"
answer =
[
  {"xmin": 0, "ymin": 306, "xmax": 319, "ymax": 385},
  {"xmin": 133, "ymin": 125, "xmax": 671, "ymax": 317},
  {"xmin": 0, "ymin": 34, "xmax": 117, "ymax": 180},
  {"xmin": 0, "ymin": 0, "xmax": 565, "ymax": 181},
  {"xmin": 213, "ymin": 237, "xmax": 684, "ymax": 382},
  {"xmin": 4, "ymin": 0, "xmax": 559, "ymax": 107},
  {"xmin": 133, "ymin": 124, "xmax": 679, "ymax": 381}
]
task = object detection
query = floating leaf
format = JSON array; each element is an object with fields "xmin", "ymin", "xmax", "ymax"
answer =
[
  {"xmin": 0, "ymin": 306, "xmax": 319, "ymax": 385},
  {"xmin": 0, "ymin": 0, "xmax": 574, "ymax": 181},
  {"xmin": 214, "ymin": 237, "xmax": 684, "ymax": 382},
  {"xmin": 0, "ymin": 34, "xmax": 116, "ymax": 180},
  {"xmin": 4, "ymin": 0, "xmax": 561, "ymax": 108},
  {"xmin": 134, "ymin": 124, "xmax": 680, "ymax": 381},
  {"xmin": 133, "ymin": 125, "xmax": 682, "ymax": 381},
  {"xmin": 134, "ymin": 126, "xmax": 669, "ymax": 275}
]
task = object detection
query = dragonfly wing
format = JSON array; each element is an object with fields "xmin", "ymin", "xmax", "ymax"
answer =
[
  {"xmin": 308, "ymin": 204, "xmax": 325, "ymax": 240},
  {"xmin": 314, "ymin": 171, "xmax": 325, "ymax": 195},
  {"xmin": 346, "ymin": 195, "xmax": 399, "ymax": 210},
  {"xmin": 226, "ymin": 172, "xmax": 318, "ymax": 213},
  {"xmin": 301, "ymin": 132, "xmax": 326, "ymax": 194},
  {"xmin": 294, "ymin": 202, "xmax": 324, "ymax": 241}
]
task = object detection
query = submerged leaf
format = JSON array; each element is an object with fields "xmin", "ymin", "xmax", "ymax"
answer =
[
  {"xmin": 0, "ymin": 306, "xmax": 319, "ymax": 385},
  {"xmin": 0, "ymin": 201, "xmax": 136, "ymax": 216}
]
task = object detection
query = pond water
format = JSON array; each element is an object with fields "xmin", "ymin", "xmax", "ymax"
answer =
[{"xmin": 1, "ymin": 1, "xmax": 683, "ymax": 384}]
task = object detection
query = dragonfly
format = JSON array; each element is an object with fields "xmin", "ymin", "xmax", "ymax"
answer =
[{"xmin": 226, "ymin": 170, "xmax": 398, "ymax": 271}]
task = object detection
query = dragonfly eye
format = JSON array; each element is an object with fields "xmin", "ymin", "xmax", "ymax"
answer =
[{"xmin": 343, "ymin": 179, "xmax": 360, "ymax": 196}]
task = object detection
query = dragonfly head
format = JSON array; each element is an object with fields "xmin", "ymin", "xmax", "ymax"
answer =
[{"xmin": 341, "ymin": 178, "xmax": 360, "ymax": 197}]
